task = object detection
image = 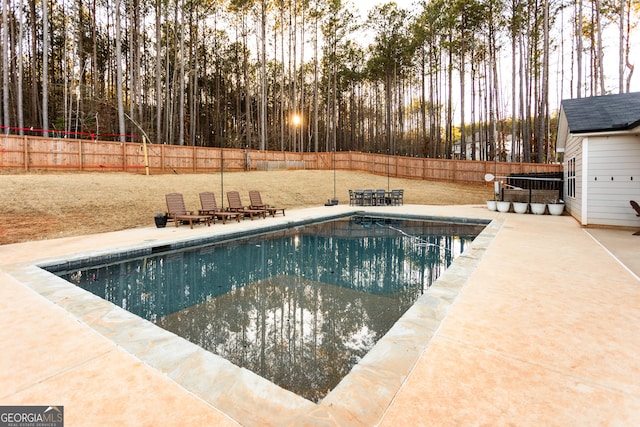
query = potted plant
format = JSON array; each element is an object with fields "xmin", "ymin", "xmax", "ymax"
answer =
[
  {"xmin": 496, "ymin": 200, "xmax": 511, "ymax": 212},
  {"xmin": 154, "ymin": 211, "xmax": 168, "ymax": 228},
  {"xmin": 512, "ymin": 201, "xmax": 528, "ymax": 214},
  {"xmin": 486, "ymin": 184, "xmax": 500, "ymax": 211},
  {"xmin": 547, "ymin": 198, "xmax": 565, "ymax": 216},
  {"xmin": 530, "ymin": 201, "xmax": 547, "ymax": 214}
]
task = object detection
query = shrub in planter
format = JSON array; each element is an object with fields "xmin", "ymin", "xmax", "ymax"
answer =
[
  {"xmin": 530, "ymin": 203, "xmax": 546, "ymax": 215},
  {"xmin": 548, "ymin": 202, "xmax": 565, "ymax": 216},
  {"xmin": 154, "ymin": 212, "xmax": 168, "ymax": 228},
  {"xmin": 496, "ymin": 201, "xmax": 511, "ymax": 212},
  {"xmin": 512, "ymin": 202, "xmax": 528, "ymax": 214}
]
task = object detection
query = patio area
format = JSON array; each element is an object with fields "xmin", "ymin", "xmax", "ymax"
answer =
[{"xmin": 1, "ymin": 204, "xmax": 639, "ymax": 426}]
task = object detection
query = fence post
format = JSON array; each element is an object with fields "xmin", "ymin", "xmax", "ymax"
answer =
[
  {"xmin": 143, "ymin": 136, "xmax": 150, "ymax": 175},
  {"xmin": 23, "ymin": 136, "xmax": 28, "ymax": 171},
  {"xmin": 161, "ymin": 144, "xmax": 165, "ymax": 173}
]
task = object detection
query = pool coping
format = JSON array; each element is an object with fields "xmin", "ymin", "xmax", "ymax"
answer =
[{"xmin": 2, "ymin": 207, "xmax": 499, "ymax": 426}]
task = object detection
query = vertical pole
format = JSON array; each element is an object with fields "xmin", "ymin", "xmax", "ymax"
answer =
[
  {"xmin": 333, "ymin": 148, "xmax": 336, "ymax": 202},
  {"xmin": 220, "ymin": 140, "xmax": 225, "ymax": 209},
  {"xmin": 142, "ymin": 135, "xmax": 150, "ymax": 175}
]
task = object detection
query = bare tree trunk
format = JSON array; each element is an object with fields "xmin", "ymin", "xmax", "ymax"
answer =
[
  {"xmin": 539, "ymin": 0, "xmax": 549, "ymax": 162},
  {"xmin": 155, "ymin": 0, "xmax": 162, "ymax": 142},
  {"xmin": 593, "ymin": 0, "xmax": 605, "ymax": 95},
  {"xmin": 624, "ymin": 0, "xmax": 634, "ymax": 91},
  {"xmin": 470, "ymin": 55, "xmax": 477, "ymax": 160},
  {"xmin": 243, "ymin": 14, "xmax": 252, "ymax": 148},
  {"xmin": 576, "ymin": 0, "xmax": 583, "ymax": 97},
  {"xmin": 298, "ymin": 3, "xmax": 308, "ymax": 153},
  {"xmin": 291, "ymin": 0, "xmax": 297, "ymax": 152},
  {"xmin": 178, "ymin": 0, "xmax": 185, "ymax": 145},
  {"xmin": 92, "ymin": 0, "xmax": 98, "ymax": 99},
  {"xmin": 619, "ymin": 0, "xmax": 625, "ymax": 92},
  {"xmin": 2, "ymin": 0, "xmax": 9, "ymax": 129},
  {"xmin": 510, "ymin": 0, "xmax": 518, "ymax": 162},
  {"xmin": 280, "ymin": 1, "xmax": 285, "ymax": 151},
  {"xmin": 260, "ymin": 0, "xmax": 267, "ymax": 150},
  {"xmin": 42, "ymin": 0, "xmax": 49, "ymax": 135},
  {"xmin": 189, "ymin": 9, "xmax": 198, "ymax": 146},
  {"xmin": 313, "ymin": 5, "xmax": 319, "ymax": 152},
  {"xmin": 419, "ymin": 49, "xmax": 427, "ymax": 157},
  {"xmin": 29, "ymin": 0, "xmax": 39, "ymax": 126},
  {"xmin": 445, "ymin": 32, "xmax": 453, "ymax": 159},
  {"xmin": 17, "ymin": 0, "xmax": 25, "ymax": 134},
  {"xmin": 115, "ymin": 0, "xmax": 125, "ymax": 142},
  {"xmin": 128, "ymin": 0, "xmax": 135, "ymax": 124},
  {"xmin": 76, "ymin": 0, "xmax": 85, "ymax": 134}
]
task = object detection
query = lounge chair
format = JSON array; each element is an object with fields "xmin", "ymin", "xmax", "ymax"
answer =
[
  {"xmin": 630, "ymin": 201, "xmax": 640, "ymax": 235},
  {"xmin": 198, "ymin": 192, "xmax": 243, "ymax": 224},
  {"xmin": 165, "ymin": 193, "xmax": 211, "ymax": 229},
  {"xmin": 249, "ymin": 190, "xmax": 285, "ymax": 217},
  {"xmin": 227, "ymin": 191, "xmax": 267, "ymax": 220}
]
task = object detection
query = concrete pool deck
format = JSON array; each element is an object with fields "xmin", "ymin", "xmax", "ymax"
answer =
[{"xmin": 1, "ymin": 204, "xmax": 639, "ymax": 426}]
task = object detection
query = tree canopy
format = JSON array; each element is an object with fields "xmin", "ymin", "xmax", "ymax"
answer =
[{"xmin": 0, "ymin": 0, "xmax": 638, "ymax": 161}]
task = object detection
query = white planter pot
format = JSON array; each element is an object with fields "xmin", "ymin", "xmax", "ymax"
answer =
[
  {"xmin": 496, "ymin": 201, "xmax": 511, "ymax": 213},
  {"xmin": 513, "ymin": 202, "xmax": 528, "ymax": 214},
  {"xmin": 486, "ymin": 200, "xmax": 497, "ymax": 211},
  {"xmin": 530, "ymin": 203, "xmax": 546, "ymax": 215},
  {"xmin": 548, "ymin": 203, "xmax": 565, "ymax": 216}
]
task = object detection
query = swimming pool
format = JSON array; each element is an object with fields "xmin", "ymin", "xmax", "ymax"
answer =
[{"xmin": 51, "ymin": 215, "xmax": 484, "ymax": 402}]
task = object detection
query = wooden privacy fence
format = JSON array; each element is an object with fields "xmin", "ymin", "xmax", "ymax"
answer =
[{"xmin": 0, "ymin": 135, "xmax": 561, "ymax": 184}]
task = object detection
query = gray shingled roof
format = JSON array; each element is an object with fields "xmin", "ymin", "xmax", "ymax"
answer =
[{"xmin": 561, "ymin": 92, "xmax": 640, "ymax": 134}]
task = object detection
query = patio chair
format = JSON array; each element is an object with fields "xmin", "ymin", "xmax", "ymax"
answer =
[
  {"xmin": 375, "ymin": 189, "xmax": 387, "ymax": 206},
  {"xmin": 227, "ymin": 191, "xmax": 267, "ymax": 220},
  {"xmin": 165, "ymin": 193, "xmax": 211, "ymax": 229},
  {"xmin": 349, "ymin": 190, "xmax": 357, "ymax": 206},
  {"xmin": 249, "ymin": 190, "xmax": 285, "ymax": 217},
  {"xmin": 362, "ymin": 189, "xmax": 373, "ymax": 206},
  {"xmin": 199, "ymin": 192, "xmax": 243, "ymax": 224},
  {"xmin": 391, "ymin": 189, "xmax": 404, "ymax": 206},
  {"xmin": 353, "ymin": 190, "xmax": 364, "ymax": 206}
]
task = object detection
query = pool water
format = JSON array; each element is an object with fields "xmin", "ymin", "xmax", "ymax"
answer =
[{"xmin": 58, "ymin": 215, "xmax": 483, "ymax": 402}]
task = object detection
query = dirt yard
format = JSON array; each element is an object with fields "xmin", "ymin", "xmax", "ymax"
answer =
[{"xmin": 0, "ymin": 170, "xmax": 492, "ymax": 244}]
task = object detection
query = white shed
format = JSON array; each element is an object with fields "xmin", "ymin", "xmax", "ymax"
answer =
[{"xmin": 556, "ymin": 92, "xmax": 640, "ymax": 227}]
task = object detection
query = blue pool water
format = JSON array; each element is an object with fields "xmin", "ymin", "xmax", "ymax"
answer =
[{"xmin": 55, "ymin": 215, "xmax": 483, "ymax": 402}]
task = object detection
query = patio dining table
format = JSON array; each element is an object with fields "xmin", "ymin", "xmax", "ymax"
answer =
[{"xmin": 351, "ymin": 189, "xmax": 395, "ymax": 206}]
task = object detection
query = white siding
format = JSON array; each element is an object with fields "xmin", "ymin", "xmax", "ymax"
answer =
[
  {"xmin": 564, "ymin": 134, "xmax": 584, "ymax": 223},
  {"xmin": 586, "ymin": 135, "xmax": 640, "ymax": 227}
]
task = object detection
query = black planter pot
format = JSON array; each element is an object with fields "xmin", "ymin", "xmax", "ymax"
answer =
[{"xmin": 154, "ymin": 215, "xmax": 167, "ymax": 228}]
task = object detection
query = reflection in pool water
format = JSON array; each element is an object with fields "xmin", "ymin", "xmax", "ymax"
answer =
[{"xmin": 60, "ymin": 216, "xmax": 483, "ymax": 402}]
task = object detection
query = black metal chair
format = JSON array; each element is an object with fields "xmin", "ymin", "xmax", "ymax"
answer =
[
  {"xmin": 391, "ymin": 189, "xmax": 404, "ymax": 206},
  {"xmin": 349, "ymin": 190, "xmax": 357, "ymax": 206},
  {"xmin": 362, "ymin": 190, "xmax": 373, "ymax": 206},
  {"xmin": 353, "ymin": 190, "xmax": 364, "ymax": 206}
]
